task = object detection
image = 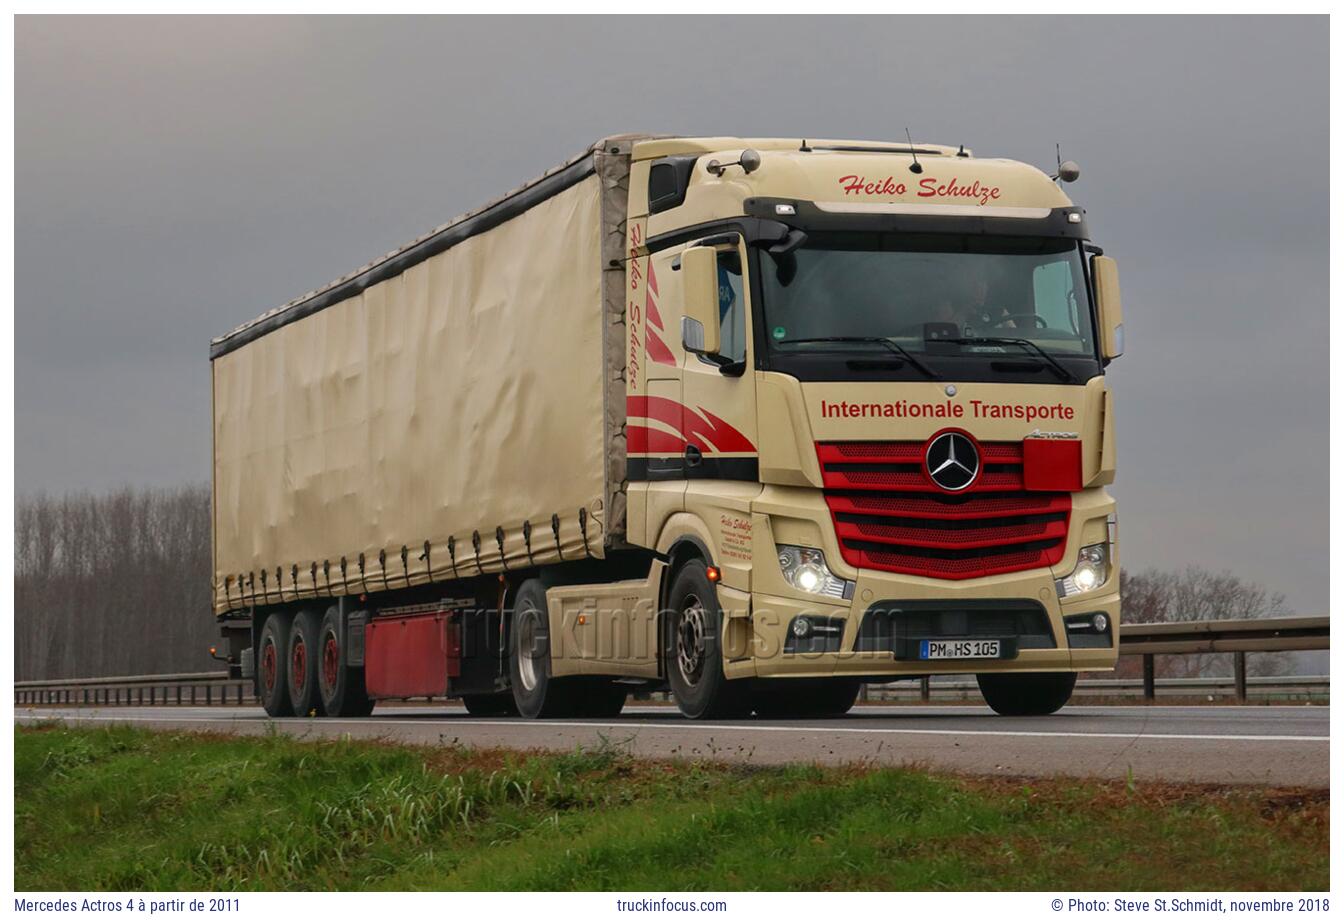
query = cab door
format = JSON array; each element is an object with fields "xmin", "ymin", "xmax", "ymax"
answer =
[
  {"xmin": 678, "ymin": 238, "xmax": 759, "ymax": 485},
  {"xmin": 626, "ymin": 246, "xmax": 688, "ymax": 548}
]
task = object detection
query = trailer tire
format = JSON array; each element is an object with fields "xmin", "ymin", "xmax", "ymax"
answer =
[
  {"xmin": 318, "ymin": 606, "xmax": 374, "ymax": 717},
  {"xmin": 258, "ymin": 612, "xmax": 294, "ymax": 718},
  {"xmin": 977, "ymin": 672, "xmax": 1077, "ymax": 716},
  {"xmin": 751, "ymin": 679, "xmax": 860, "ymax": 719},
  {"xmin": 286, "ymin": 608, "xmax": 326, "ymax": 717},
  {"xmin": 509, "ymin": 579, "xmax": 574, "ymax": 719},
  {"xmin": 461, "ymin": 693, "xmax": 518, "ymax": 717},
  {"xmin": 664, "ymin": 561, "xmax": 751, "ymax": 720}
]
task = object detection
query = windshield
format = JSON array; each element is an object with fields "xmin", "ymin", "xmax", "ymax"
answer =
[{"xmin": 761, "ymin": 233, "xmax": 1097, "ymax": 358}]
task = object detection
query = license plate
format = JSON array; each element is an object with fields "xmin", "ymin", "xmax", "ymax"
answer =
[{"xmin": 920, "ymin": 639, "xmax": 1002, "ymax": 660}]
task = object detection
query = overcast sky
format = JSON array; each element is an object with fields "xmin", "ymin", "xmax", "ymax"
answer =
[{"xmin": 16, "ymin": 16, "xmax": 1328, "ymax": 615}]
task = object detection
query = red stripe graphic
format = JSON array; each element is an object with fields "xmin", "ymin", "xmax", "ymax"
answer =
[
  {"xmin": 626, "ymin": 396, "xmax": 756, "ymax": 454},
  {"xmin": 644, "ymin": 261, "xmax": 675, "ymax": 365},
  {"xmin": 627, "ymin": 424, "xmax": 685, "ymax": 454}
]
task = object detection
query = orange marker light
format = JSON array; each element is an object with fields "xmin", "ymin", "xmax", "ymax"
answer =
[{"xmin": 706, "ymin": 566, "xmax": 722, "ymax": 583}]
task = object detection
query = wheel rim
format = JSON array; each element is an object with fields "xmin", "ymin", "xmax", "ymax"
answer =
[
  {"xmin": 261, "ymin": 641, "xmax": 277, "ymax": 692},
  {"xmin": 322, "ymin": 633, "xmax": 339, "ymax": 692},
  {"xmin": 291, "ymin": 638, "xmax": 306, "ymax": 693},
  {"xmin": 517, "ymin": 609, "xmax": 540, "ymax": 692},
  {"xmin": 676, "ymin": 595, "xmax": 708, "ymax": 685}
]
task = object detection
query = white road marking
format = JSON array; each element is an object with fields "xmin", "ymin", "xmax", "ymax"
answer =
[{"xmin": 14, "ymin": 710, "xmax": 1327, "ymax": 743}]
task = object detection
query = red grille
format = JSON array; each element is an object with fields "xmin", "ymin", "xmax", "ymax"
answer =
[{"xmin": 817, "ymin": 440, "xmax": 1071, "ymax": 580}]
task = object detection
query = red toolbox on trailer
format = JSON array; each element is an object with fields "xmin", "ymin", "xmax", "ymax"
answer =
[{"xmin": 364, "ymin": 603, "xmax": 462, "ymax": 699}]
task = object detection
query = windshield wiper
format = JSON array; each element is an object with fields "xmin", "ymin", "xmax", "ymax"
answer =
[
  {"xmin": 776, "ymin": 336, "xmax": 941, "ymax": 380},
  {"xmin": 933, "ymin": 336, "xmax": 1076, "ymax": 383}
]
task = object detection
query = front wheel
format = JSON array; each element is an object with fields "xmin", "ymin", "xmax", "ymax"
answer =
[
  {"xmin": 977, "ymin": 672, "xmax": 1077, "ymax": 716},
  {"xmin": 664, "ymin": 561, "xmax": 750, "ymax": 720}
]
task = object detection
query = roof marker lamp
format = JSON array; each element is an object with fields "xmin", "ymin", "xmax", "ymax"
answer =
[
  {"xmin": 1056, "ymin": 543, "xmax": 1110, "ymax": 598},
  {"xmin": 777, "ymin": 545, "xmax": 854, "ymax": 600}
]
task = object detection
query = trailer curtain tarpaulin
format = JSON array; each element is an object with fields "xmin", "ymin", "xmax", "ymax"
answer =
[{"xmin": 210, "ymin": 140, "xmax": 637, "ymax": 614}]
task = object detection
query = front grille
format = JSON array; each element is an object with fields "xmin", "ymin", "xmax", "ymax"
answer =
[{"xmin": 817, "ymin": 440, "xmax": 1070, "ymax": 580}]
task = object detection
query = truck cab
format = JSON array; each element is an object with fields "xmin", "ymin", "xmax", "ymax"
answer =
[{"xmin": 620, "ymin": 137, "xmax": 1123, "ymax": 717}]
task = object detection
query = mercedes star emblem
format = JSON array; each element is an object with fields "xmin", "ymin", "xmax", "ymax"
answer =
[{"xmin": 925, "ymin": 431, "xmax": 980, "ymax": 492}]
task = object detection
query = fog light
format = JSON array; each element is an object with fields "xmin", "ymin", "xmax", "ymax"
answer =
[
  {"xmin": 1056, "ymin": 543, "xmax": 1110, "ymax": 597},
  {"xmin": 791, "ymin": 618, "xmax": 812, "ymax": 638},
  {"xmin": 1092, "ymin": 612, "xmax": 1109, "ymax": 633},
  {"xmin": 776, "ymin": 545, "xmax": 854, "ymax": 599}
]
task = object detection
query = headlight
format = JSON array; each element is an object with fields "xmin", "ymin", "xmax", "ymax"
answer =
[
  {"xmin": 1056, "ymin": 542, "xmax": 1110, "ymax": 597},
  {"xmin": 776, "ymin": 545, "xmax": 854, "ymax": 600}
]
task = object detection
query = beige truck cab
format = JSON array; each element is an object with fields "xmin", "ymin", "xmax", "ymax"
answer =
[{"xmin": 618, "ymin": 138, "xmax": 1122, "ymax": 717}]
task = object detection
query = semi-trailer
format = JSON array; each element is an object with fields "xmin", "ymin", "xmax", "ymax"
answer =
[{"xmin": 211, "ymin": 134, "xmax": 1124, "ymax": 719}]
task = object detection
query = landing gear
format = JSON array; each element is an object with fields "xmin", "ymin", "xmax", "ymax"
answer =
[{"xmin": 977, "ymin": 672, "xmax": 1077, "ymax": 716}]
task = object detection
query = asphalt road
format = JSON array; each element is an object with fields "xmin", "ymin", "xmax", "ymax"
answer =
[{"xmin": 16, "ymin": 703, "xmax": 1329, "ymax": 787}]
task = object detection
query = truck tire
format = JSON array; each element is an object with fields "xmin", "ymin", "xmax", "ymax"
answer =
[
  {"xmin": 509, "ymin": 579, "xmax": 574, "ymax": 718},
  {"xmin": 461, "ymin": 693, "xmax": 518, "ymax": 717},
  {"xmin": 570, "ymin": 678, "xmax": 627, "ymax": 718},
  {"xmin": 286, "ymin": 608, "xmax": 326, "ymax": 717},
  {"xmin": 318, "ymin": 606, "xmax": 374, "ymax": 717},
  {"xmin": 752, "ymin": 679, "xmax": 861, "ymax": 719},
  {"xmin": 977, "ymin": 672, "xmax": 1077, "ymax": 716},
  {"xmin": 258, "ymin": 612, "xmax": 294, "ymax": 718},
  {"xmin": 664, "ymin": 561, "xmax": 750, "ymax": 720}
]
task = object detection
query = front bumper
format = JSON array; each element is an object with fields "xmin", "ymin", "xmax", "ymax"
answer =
[
  {"xmin": 732, "ymin": 485, "xmax": 1120, "ymax": 679},
  {"xmin": 738, "ymin": 576, "xmax": 1119, "ymax": 679}
]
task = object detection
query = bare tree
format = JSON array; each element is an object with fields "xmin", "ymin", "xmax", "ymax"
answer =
[
  {"xmin": 1118, "ymin": 566, "xmax": 1292, "ymax": 679},
  {"xmin": 14, "ymin": 484, "xmax": 215, "ymax": 681}
]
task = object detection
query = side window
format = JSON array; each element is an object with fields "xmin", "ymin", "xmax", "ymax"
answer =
[
  {"xmin": 1032, "ymin": 259, "xmax": 1077, "ymax": 333},
  {"xmin": 716, "ymin": 250, "xmax": 746, "ymax": 363}
]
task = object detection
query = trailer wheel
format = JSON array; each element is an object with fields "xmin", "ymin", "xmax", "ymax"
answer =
[
  {"xmin": 318, "ymin": 606, "xmax": 374, "ymax": 717},
  {"xmin": 460, "ymin": 693, "xmax": 518, "ymax": 717},
  {"xmin": 751, "ymin": 679, "xmax": 861, "ymax": 719},
  {"xmin": 508, "ymin": 579, "xmax": 574, "ymax": 718},
  {"xmin": 286, "ymin": 608, "xmax": 325, "ymax": 717},
  {"xmin": 664, "ymin": 561, "xmax": 750, "ymax": 720},
  {"xmin": 258, "ymin": 612, "xmax": 294, "ymax": 718},
  {"xmin": 976, "ymin": 672, "xmax": 1077, "ymax": 716}
]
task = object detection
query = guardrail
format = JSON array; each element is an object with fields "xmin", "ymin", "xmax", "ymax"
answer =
[
  {"xmin": 13, "ymin": 671, "xmax": 250, "ymax": 707},
  {"xmin": 13, "ymin": 616, "xmax": 1329, "ymax": 708},
  {"xmin": 1121, "ymin": 616, "xmax": 1328, "ymax": 702}
]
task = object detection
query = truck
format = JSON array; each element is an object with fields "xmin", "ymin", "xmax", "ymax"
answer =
[{"xmin": 211, "ymin": 134, "xmax": 1124, "ymax": 720}]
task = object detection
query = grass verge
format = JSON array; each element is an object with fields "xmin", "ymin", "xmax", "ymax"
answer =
[{"xmin": 15, "ymin": 723, "xmax": 1327, "ymax": 891}]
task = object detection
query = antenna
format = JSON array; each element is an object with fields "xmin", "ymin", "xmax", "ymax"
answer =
[
  {"xmin": 904, "ymin": 127, "xmax": 923, "ymax": 174},
  {"xmin": 799, "ymin": 138, "xmax": 812, "ymax": 152}
]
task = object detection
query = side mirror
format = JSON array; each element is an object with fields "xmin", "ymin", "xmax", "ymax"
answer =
[
  {"xmin": 680, "ymin": 246, "xmax": 721, "ymax": 356},
  {"xmin": 1091, "ymin": 255, "xmax": 1124, "ymax": 359}
]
